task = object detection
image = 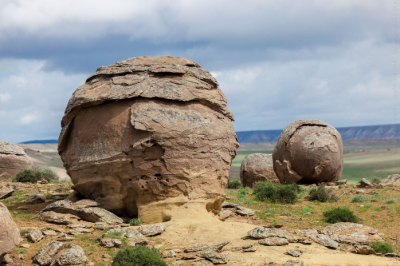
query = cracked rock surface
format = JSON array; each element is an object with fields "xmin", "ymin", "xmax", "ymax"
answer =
[
  {"xmin": 58, "ymin": 56, "xmax": 238, "ymax": 223},
  {"xmin": 0, "ymin": 141, "xmax": 33, "ymax": 177},
  {"xmin": 272, "ymin": 120, "xmax": 343, "ymax": 184}
]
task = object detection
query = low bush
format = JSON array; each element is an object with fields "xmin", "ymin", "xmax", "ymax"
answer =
[
  {"xmin": 227, "ymin": 180, "xmax": 242, "ymax": 189},
  {"xmin": 351, "ymin": 195, "xmax": 370, "ymax": 203},
  {"xmin": 369, "ymin": 177, "xmax": 381, "ymax": 184},
  {"xmin": 112, "ymin": 246, "xmax": 167, "ymax": 266},
  {"xmin": 41, "ymin": 168, "xmax": 59, "ymax": 181},
  {"xmin": 323, "ymin": 207, "xmax": 359, "ymax": 224},
  {"xmin": 369, "ymin": 242, "xmax": 395, "ymax": 254},
  {"xmin": 129, "ymin": 218, "xmax": 142, "ymax": 226},
  {"xmin": 253, "ymin": 181, "xmax": 300, "ymax": 204},
  {"xmin": 306, "ymin": 184, "xmax": 339, "ymax": 202},
  {"xmin": 14, "ymin": 168, "xmax": 59, "ymax": 183},
  {"xmin": 385, "ymin": 199, "xmax": 396, "ymax": 204}
]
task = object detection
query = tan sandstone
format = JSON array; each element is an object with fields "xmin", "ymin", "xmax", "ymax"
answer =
[
  {"xmin": 0, "ymin": 141, "xmax": 33, "ymax": 177},
  {"xmin": 240, "ymin": 153, "xmax": 279, "ymax": 187},
  {"xmin": 0, "ymin": 202, "xmax": 22, "ymax": 262},
  {"xmin": 272, "ymin": 120, "xmax": 343, "ymax": 184},
  {"xmin": 58, "ymin": 56, "xmax": 238, "ymax": 223}
]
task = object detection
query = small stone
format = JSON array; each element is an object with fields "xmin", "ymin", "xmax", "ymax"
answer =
[
  {"xmin": 27, "ymin": 229, "xmax": 44, "ymax": 243},
  {"xmin": 163, "ymin": 250, "xmax": 176, "ymax": 258},
  {"xmin": 57, "ymin": 233, "xmax": 75, "ymax": 241},
  {"xmin": 285, "ymin": 249, "xmax": 302, "ymax": 257},
  {"xmin": 243, "ymin": 247, "xmax": 257, "ymax": 252},
  {"xmin": 200, "ymin": 250, "xmax": 226, "ymax": 264},
  {"xmin": 185, "ymin": 244, "xmax": 210, "ymax": 253},
  {"xmin": 37, "ymin": 178, "xmax": 49, "ymax": 184},
  {"xmin": 139, "ymin": 223, "xmax": 166, "ymax": 236},
  {"xmin": 26, "ymin": 194, "xmax": 47, "ymax": 204},
  {"xmin": 100, "ymin": 238, "xmax": 122, "ymax": 248},
  {"xmin": 33, "ymin": 241, "xmax": 65, "ymax": 266},
  {"xmin": 258, "ymin": 237, "xmax": 289, "ymax": 246},
  {"xmin": 384, "ymin": 253, "xmax": 398, "ymax": 257},
  {"xmin": 282, "ymin": 260, "xmax": 304, "ymax": 266},
  {"xmin": 21, "ymin": 244, "xmax": 31, "ymax": 248},
  {"xmin": 102, "ymin": 254, "xmax": 111, "ymax": 258},
  {"xmin": 17, "ymin": 254, "xmax": 24, "ymax": 260},
  {"xmin": 356, "ymin": 190, "xmax": 365, "ymax": 194},
  {"xmin": 355, "ymin": 245, "xmax": 376, "ymax": 255},
  {"xmin": 40, "ymin": 211, "xmax": 71, "ymax": 225},
  {"xmin": 55, "ymin": 244, "xmax": 88, "ymax": 266},
  {"xmin": 0, "ymin": 189, "xmax": 14, "ymax": 199},
  {"xmin": 2, "ymin": 254, "xmax": 13, "ymax": 264},
  {"xmin": 191, "ymin": 260, "xmax": 213, "ymax": 266},
  {"xmin": 42, "ymin": 230, "xmax": 58, "ymax": 236},
  {"xmin": 182, "ymin": 252, "xmax": 197, "ymax": 259},
  {"xmin": 297, "ymin": 239, "xmax": 312, "ymax": 245}
]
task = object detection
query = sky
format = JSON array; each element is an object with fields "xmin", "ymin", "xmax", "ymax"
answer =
[{"xmin": 0, "ymin": 0, "xmax": 397, "ymax": 143}]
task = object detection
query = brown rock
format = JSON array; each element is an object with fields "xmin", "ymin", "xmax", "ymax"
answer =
[
  {"xmin": 240, "ymin": 153, "xmax": 279, "ymax": 187},
  {"xmin": 58, "ymin": 56, "xmax": 238, "ymax": 223},
  {"xmin": 26, "ymin": 194, "xmax": 46, "ymax": 204},
  {"xmin": 0, "ymin": 172, "xmax": 11, "ymax": 179},
  {"xmin": 272, "ymin": 120, "xmax": 343, "ymax": 184},
  {"xmin": 27, "ymin": 229, "xmax": 44, "ymax": 243},
  {"xmin": 0, "ymin": 203, "xmax": 21, "ymax": 262},
  {"xmin": 0, "ymin": 141, "xmax": 33, "ymax": 177},
  {"xmin": 0, "ymin": 189, "xmax": 14, "ymax": 200}
]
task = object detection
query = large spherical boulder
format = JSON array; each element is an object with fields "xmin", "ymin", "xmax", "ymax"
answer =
[
  {"xmin": 0, "ymin": 141, "xmax": 33, "ymax": 177},
  {"xmin": 58, "ymin": 56, "xmax": 239, "ymax": 223},
  {"xmin": 240, "ymin": 154, "xmax": 279, "ymax": 187},
  {"xmin": 0, "ymin": 203, "xmax": 21, "ymax": 262},
  {"xmin": 272, "ymin": 120, "xmax": 343, "ymax": 184}
]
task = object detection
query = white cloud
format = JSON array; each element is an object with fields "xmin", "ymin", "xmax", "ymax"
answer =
[
  {"xmin": 20, "ymin": 114, "xmax": 40, "ymax": 125},
  {"xmin": 0, "ymin": 93, "xmax": 11, "ymax": 102}
]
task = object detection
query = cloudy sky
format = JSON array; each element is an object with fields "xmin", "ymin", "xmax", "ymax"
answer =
[{"xmin": 0, "ymin": 0, "xmax": 397, "ymax": 143}]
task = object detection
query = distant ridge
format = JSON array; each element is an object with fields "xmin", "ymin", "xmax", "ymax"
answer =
[
  {"xmin": 19, "ymin": 139, "xmax": 58, "ymax": 144},
  {"xmin": 19, "ymin": 124, "xmax": 400, "ymax": 144},
  {"xmin": 236, "ymin": 123, "xmax": 400, "ymax": 143}
]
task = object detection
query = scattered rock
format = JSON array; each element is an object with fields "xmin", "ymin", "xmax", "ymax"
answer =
[
  {"xmin": 285, "ymin": 249, "xmax": 302, "ymax": 257},
  {"xmin": 26, "ymin": 194, "xmax": 46, "ymax": 204},
  {"xmin": 40, "ymin": 211, "xmax": 72, "ymax": 225},
  {"xmin": 163, "ymin": 250, "xmax": 176, "ymax": 258},
  {"xmin": 42, "ymin": 199, "xmax": 123, "ymax": 224},
  {"xmin": 297, "ymin": 239, "xmax": 312, "ymax": 245},
  {"xmin": 27, "ymin": 230, "xmax": 44, "ymax": 243},
  {"xmin": 100, "ymin": 238, "xmax": 122, "ymax": 248},
  {"xmin": 191, "ymin": 260, "xmax": 213, "ymax": 266},
  {"xmin": 357, "ymin": 178, "xmax": 373, "ymax": 188},
  {"xmin": 0, "ymin": 141, "xmax": 34, "ymax": 176},
  {"xmin": 240, "ymin": 153, "xmax": 280, "ymax": 188},
  {"xmin": 139, "ymin": 223, "xmax": 166, "ymax": 236},
  {"xmin": 248, "ymin": 227, "xmax": 296, "ymax": 242},
  {"xmin": 33, "ymin": 241, "xmax": 65, "ymax": 266},
  {"xmin": 182, "ymin": 252, "xmax": 197, "ymax": 259},
  {"xmin": 69, "ymin": 227, "xmax": 94, "ymax": 235},
  {"xmin": 282, "ymin": 260, "xmax": 304, "ymax": 266},
  {"xmin": 0, "ymin": 172, "xmax": 11, "ymax": 179},
  {"xmin": 355, "ymin": 245, "xmax": 376, "ymax": 255},
  {"xmin": 321, "ymin": 222, "xmax": 383, "ymax": 245},
  {"xmin": 243, "ymin": 246, "xmax": 257, "ymax": 252},
  {"xmin": 0, "ymin": 189, "xmax": 14, "ymax": 200},
  {"xmin": 185, "ymin": 244, "xmax": 210, "ymax": 253},
  {"xmin": 2, "ymin": 254, "xmax": 13, "ymax": 264},
  {"xmin": 308, "ymin": 234, "xmax": 338, "ymax": 249},
  {"xmin": 42, "ymin": 230, "xmax": 58, "ymax": 236},
  {"xmin": 54, "ymin": 244, "xmax": 88, "ymax": 266},
  {"xmin": 384, "ymin": 253, "xmax": 398, "ymax": 257},
  {"xmin": 20, "ymin": 244, "xmax": 30, "ymax": 248},
  {"xmin": 17, "ymin": 254, "xmax": 24, "ymax": 260},
  {"xmin": 356, "ymin": 190, "xmax": 364, "ymax": 194},
  {"xmin": 109, "ymin": 228, "xmax": 148, "ymax": 245},
  {"xmin": 218, "ymin": 209, "xmax": 233, "ymax": 220},
  {"xmin": 381, "ymin": 174, "xmax": 400, "ymax": 187},
  {"xmin": 94, "ymin": 222, "xmax": 118, "ymax": 230},
  {"xmin": 37, "ymin": 178, "xmax": 49, "ymax": 184},
  {"xmin": 57, "ymin": 233, "xmax": 75, "ymax": 241},
  {"xmin": 368, "ymin": 191, "xmax": 379, "ymax": 195},
  {"xmin": 272, "ymin": 120, "xmax": 343, "ymax": 183},
  {"xmin": 199, "ymin": 250, "xmax": 226, "ymax": 264},
  {"xmin": 258, "ymin": 237, "xmax": 289, "ymax": 246},
  {"xmin": 336, "ymin": 179, "xmax": 347, "ymax": 185}
]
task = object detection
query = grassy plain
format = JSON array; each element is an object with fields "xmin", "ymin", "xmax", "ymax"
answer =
[{"xmin": 230, "ymin": 140, "xmax": 400, "ymax": 184}]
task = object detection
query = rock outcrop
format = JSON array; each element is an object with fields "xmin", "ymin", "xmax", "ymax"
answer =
[
  {"xmin": 58, "ymin": 56, "xmax": 238, "ymax": 223},
  {"xmin": 0, "ymin": 203, "xmax": 21, "ymax": 262},
  {"xmin": 380, "ymin": 174, "xmax": 400, "ymax": 187},
  {"xmin": 240, "ymin": 153, "xmax": 279, "ymax": 187},
  {"xmin": 0, "ymin": 141, "xmax": 33, "ymax": 177},
  {"xmin": 321, "ymin": 222, "xmax": 383, "ymax": 245},
  {"xmin": 272, "ymin": 120, "xmax": 343, "ymax": 184}
]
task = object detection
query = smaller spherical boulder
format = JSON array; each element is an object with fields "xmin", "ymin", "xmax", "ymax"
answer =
[
  {"xmin": 240, "ymin": 153, "xmax": 279, "ymax": 187},
  {"xmin": 272, "ymin": 120, "xmax": 343, "ymax": 184},
  {"xmin": 0, "ymin": 203, "xmax": 21, "ymax": 262},
  {"xmin": 0, "ymin": 141, "xmax": 33, "ymax": 177}
]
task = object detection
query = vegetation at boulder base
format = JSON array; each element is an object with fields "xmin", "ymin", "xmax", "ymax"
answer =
[
  {"xmin": 253, "ymin": 181, "xmax": 301, "ymax": 204},
  {"xmin": 369, "ymin": 241, "xmax": 395, "ymax": 254},
  {"xmin": 13, "ymin": 168, "xmax": 59, "ymax": 183},
  {"xmin": 112, "ymin": 246, "xmax": 167, "ymax": 266},
  {"xmin": 227, "ymin": 179, "xmax": 242, "ymax": 189},
  {"xmin": 129, "ymin": 218, "xmax": 142, "ymax": 226},
  {"xmin": 306, "ymin": 184, "xmax": 339, "ymax": 202}
]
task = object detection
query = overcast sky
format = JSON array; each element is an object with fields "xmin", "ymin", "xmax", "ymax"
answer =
[{"xmin": 0, "ymin": 0, "xmax": 397, "ymax": 143}]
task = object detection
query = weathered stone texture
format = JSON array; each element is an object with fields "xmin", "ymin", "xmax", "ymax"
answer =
[
  {"xmin": 0, "ymin": 203, "xmax": 21, "ymax": 262},
  {"xmin": 0, "ymin": 141, "xmax": 33, "ymax": 177},
  {"xmin": 58, "ymin": 56, "xmax": 238, "ymax": 223},
  {"xmin": 240, "ymin": 153, "xmax": 279, "ymax": 187},
  {"xmin": 272, "ymin": 120, "xmax": 343, "ymax": 184}
]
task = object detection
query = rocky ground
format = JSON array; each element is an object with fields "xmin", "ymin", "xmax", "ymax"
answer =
[{"xmin": 0, "ymin": 179, "xmax": 399, "ymax": 266}]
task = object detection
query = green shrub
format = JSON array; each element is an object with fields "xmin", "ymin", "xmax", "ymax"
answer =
[
  {"xmin": 323, "ymin": 207, "xmax": 360, "ymax": 223},
  {"xmin": 14, "ymin": 169, "xmax": 44, "ymax": 183},
  {"xmin": 253, "ymin": 181, "xmax": 300, "ymax": 204},
  {"xmin": 42, "ymin": 168, "xmax": 59, "ymax": 181},
  {"xmin": 371, "ymin": 198, "xmax": 378, "ymax": 202},
  {"xmin": 107, "ymin": 231, "xmax": 122, "ymax": 238},
  {"xmin": 227, "ymin": 180, "xmax": 242, "ymax": 189},
  {"xmin": 369, "ymin": 177, "xmax": 381, "ymax": 184},
  {"xmin": 385, "ymin": 199, "xmax": 396, "ymax": 204},
  {"xmin": 129, "ymin": 218, "xmax": 142, "ymax": 226},
  {"xmin": 112, "ymin": 246, "xmax": 167, "ymax": 266},
  {"xmin": 369, "ymin": 242, "xmax": 395, "ymax": 254},
  {"xmin": 20, "ymin": 230, "xmax": 29, "ymax": 238},
  {"xmin": 352, "ymin": 195, "xmax": 369, "ymax": 203},
  {"xmin": 306, "ymin": 184, "xmax": 339, "ymax": 202}
]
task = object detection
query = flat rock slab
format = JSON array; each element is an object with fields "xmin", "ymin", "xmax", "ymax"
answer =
[
  {"xmin": 285, "ymin": 249, "xmax": 303, "ymax": 257},
  {"xmin": 27, "ymin": 230, "xmax": 44, "ymax": 243},
  {"xmin": 248, "ymin": 227, "xmax": 296, "ymax": 242},
  {"xmin": 26, "ymin": 194, "xmax": 46, "ymax": 204},
  {"xmin": 308, "ymin": 234, "xmax": 338, "ymax": 249},
  {"xmin": 42, "ymin": 199, "xmax": 123, "ymax": 224},
  {"xmin": 109, "ymin": 228, "xmax": 148, "ymax": 245},
  {"xmin": 355, "ymin": 245, "xmax": 376, "ymax": 255},
  {"xmin": 321, "ymin": 222, "xmax": 382, "ymax": 245},
  {"xmin": 282, "ymin": 260, "xmax": 304, "ymax": 266},
  {"xmin": 40, "ymin": 211, "xmax": 74, "ymax": 225},
  {"xmin": 100, "ymin": 238, "xmax": 122, "ymax": 248},
  {"xmin": 139, "ymin": 223, "xmax": 166, "ymax": 236},
  {"xmin": 259, "ymin": 237, "xmax": 289, "ymax": 246},
  {"xmin": 191, "ymin": 260, "xmax": 213, "ymax": 266},
  {"xmin": 0, "ymin": 189, "xmax": 14, "ymax": 200}
]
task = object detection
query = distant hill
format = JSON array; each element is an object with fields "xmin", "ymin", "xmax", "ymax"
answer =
[
  {"xmin": 19, "ymin": 124, "xmax": 400, "ymax": 144},
  {"xmin": 236, "ymin": 123, "xmax": 400, "ymax": 143},
  {"xmin": 19, "ymin": 139, "xmax": 58, "ymax": 144}
]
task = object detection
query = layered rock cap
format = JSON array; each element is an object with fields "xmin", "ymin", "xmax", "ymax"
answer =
[
  {"xmin": 272, "ymin": 120, "xmax": 343, "ymax": 184},
  {"xmin": 240, "ymin": 153, "xmax": 279, "ymax": 187},
  {"xmin": 0, "ymin": 141, "xmax": 34, "ymax": 177},
  {"xmin": 58, "ymin": 56, "xmax": 239, "ymax": 223}
]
